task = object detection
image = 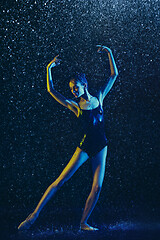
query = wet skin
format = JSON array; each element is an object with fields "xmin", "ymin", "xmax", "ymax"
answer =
[
  {"xmin": 18, "ymin": 45, "xmax": 118, "ymax": 231},
  {"xmin": 69, "ymin": 81, "xmax": 85, "ymax": 98}
]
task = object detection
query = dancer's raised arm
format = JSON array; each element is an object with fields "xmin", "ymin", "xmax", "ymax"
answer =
[
  {"xmin": 47, "ymin": 55, "xmax": 79, "ymax": 116},
  {"xmin": 96, "ymin": 45, "xmax": 118, "ymax": 102}
]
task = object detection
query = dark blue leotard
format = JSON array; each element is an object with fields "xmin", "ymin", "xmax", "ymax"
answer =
[{"xmin": 76, "ymin": 97, "xmax": 108, "ymax": 158}]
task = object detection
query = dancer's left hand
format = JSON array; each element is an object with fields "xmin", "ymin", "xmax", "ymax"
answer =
[{"xmin": 96, "ymin": 45, "xmax": 112, "ymax": 54}]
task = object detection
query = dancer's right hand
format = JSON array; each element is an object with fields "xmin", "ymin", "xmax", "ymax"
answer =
[{"xmin": 47, "ymin": 55, "xmax": 62, "ymax": 68}]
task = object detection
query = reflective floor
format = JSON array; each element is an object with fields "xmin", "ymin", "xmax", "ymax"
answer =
[
  {"xmin": 2, "ymin": 221, "xmax": 160, "ymax": 240},
  {"xmin": 1, "ymin": 206, "xmax": 160, "ymax": 240}
]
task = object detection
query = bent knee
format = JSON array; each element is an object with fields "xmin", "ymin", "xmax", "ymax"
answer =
[
  {"xmin": 51, "ymin": 177, "xmax": 65, "ymax": 189},
  {"xmin": 92, "ymin": 184, "xmax": 102, "ymax": 194}
]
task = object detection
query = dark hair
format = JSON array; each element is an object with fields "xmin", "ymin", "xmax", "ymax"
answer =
[{"xmin": 70, "ymin": 73, "xmax": 88, "ymax": 89}]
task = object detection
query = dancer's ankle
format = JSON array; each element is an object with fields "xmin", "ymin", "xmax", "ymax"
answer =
[
  {"xmin": 80, "ymin": 220, "xmax": 87, "ymax": 225},
  {"xmin": 32, "ymin": 212, "xmax": 39, "ymax": 220},
  {"xmin": 80, "ymin": 222, "xmax": 99, "ymax": 231}
]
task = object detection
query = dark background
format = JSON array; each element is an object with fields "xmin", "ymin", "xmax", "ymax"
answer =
[{"xmin": 1, "ymin": 0, "xmax": 160, "ymax": 235}]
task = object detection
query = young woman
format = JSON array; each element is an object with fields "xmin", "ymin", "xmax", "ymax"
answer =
[{"xmin": 18, "ymin": 45, "xmax": 118, "ymax": 231}]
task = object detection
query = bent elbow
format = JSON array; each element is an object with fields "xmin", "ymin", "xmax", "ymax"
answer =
[
  {"xmin": 111, "ymin": 73, "xmax": 118, "ymax": 79},
  {"xmin": 115, "ymin": 68, "xmax": 119, "ymax": 76},
  {"xmin": 47, "ymin": 86, "xmax": 54, "ymax": 94},
  {"xmin": 112, "ymin": 68, "xmax": 118, "ymax": 77},
  {"xmin": 115, "ymin": 73, "xmax": 118, "ymax": 78},
  {"xmin": 47, "ymin": 87, "xmax": 50, "ymax": 93}
]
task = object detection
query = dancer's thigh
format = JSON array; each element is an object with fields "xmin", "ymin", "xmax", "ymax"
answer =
[
  {"xmin": 91, "ymin": 146, "xmax": 108, "ymax": 188},
  {"xmin": 57, "ymin": 147, "xmax": 89, "ymax": 183}
]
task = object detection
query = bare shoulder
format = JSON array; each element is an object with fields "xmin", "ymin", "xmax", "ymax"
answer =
[{"xmin": 95, "ymin": 90, "xmax": 104, "ymax": 106}]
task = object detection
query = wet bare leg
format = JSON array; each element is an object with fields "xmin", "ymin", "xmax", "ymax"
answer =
[
  {"xmin": 18, "ymin": 147, "xmax": 89, "ymax": 230},
  {"xmin": 18, "ymin": 213, "xmax": 38, "ymax": 230},
  {"xmin": 80, "ymin": 146, "xmax": 107, "ymax": 231},
  {"xmin": 80, "ymin": 188, "xmax": 101, "ymax": 231}
]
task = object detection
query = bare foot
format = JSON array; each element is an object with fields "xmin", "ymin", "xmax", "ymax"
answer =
[
  {"xmin": 18, "ymin": 213, "xmax": 37, "ymax": 230},
  {"xmin": 80, "ymin": 222, "xmax": 99, "ymax": 231}
]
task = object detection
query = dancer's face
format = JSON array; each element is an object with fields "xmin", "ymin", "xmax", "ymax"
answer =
[{"xmin": 69, "ymin": 81, "xmax": 85, "ymax": 98}]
